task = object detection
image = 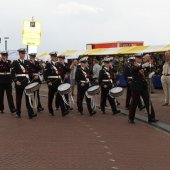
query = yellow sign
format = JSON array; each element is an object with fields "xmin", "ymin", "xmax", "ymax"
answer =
[{"xmin": 22, "ymin": 20, "xmax": 42, "ymax": 46}]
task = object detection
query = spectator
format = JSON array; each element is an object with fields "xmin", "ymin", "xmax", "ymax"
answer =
[
  {"xmin": 161, "ymin": 51, "xmax": 170, "ymax": 106},
  {"xmin": 70, "ymin": 59, "xmax": 78, "ymax": 96}
]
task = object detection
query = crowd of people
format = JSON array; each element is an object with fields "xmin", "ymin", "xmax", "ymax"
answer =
[{"xmin": 0, "ymin": 49, "xmax": 170, "ymax": 124}]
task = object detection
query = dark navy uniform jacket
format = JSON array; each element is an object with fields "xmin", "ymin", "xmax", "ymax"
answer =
[{"xmin": 0, "ymin": 60, "xmax": 13, "ymax": 84}]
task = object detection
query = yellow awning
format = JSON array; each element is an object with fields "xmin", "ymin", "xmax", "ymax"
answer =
[
  {"xmin": 59, "ymin": 50, "xmax": 77, "ymax": 56},
  {"xmin": 121, "ymin": 46, "xmax": 149, "ymax": 54},
  {"xmin": 156, "ymin": 44, "xmax": 170, "ymax": 52},
  {"xmin": 37, "ymin": 52, "xmax": 49, "ymax": 58},
  {"xmin": 83, "ymin": 48, "xmax": 108, "ymax": 55},
  {"xmin": 117, "ymin": 46, "xmax": 136, "ymax": 54}
]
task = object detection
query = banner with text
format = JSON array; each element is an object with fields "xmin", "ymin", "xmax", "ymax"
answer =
[{"xmin": 22, "ymin": 20, "xmax": 42, "ymax": 46}]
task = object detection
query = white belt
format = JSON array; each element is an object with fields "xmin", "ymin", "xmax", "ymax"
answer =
[
  {"xmin": 48, "ymin": 76, "xmax": 61, "ymax": 79},
  {"xmin": 0, "ymin": 72, "xmax": 11, "ymax": 75},
  {"xmin": 80, "ymin": 80, "xmax": 89, "ymax": 83},
  {"xmin": 102, "ymin": 79, "xmax": 112, "ymax": 82},
  {"xmin": 16, "ymin": 74, "xmax": 29, "ymax": 78},
  {"xmin": 33, "ymin": 73, "xmax": 40, "ymax": 76}
]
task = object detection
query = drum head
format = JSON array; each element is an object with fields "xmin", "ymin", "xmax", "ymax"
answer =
[
  {"xmin": 25, "ymin": 82, "xmax": 39, "ymax": 90},
  {"xmin": 88, "ymin": 85, "xmax": 100, "ymax": 92},
  {"xmin": 110, "ymin": 87, "xmax": 123, "ymax": 94},
  {"xmin": 58, "ymin": 83, "xmax": 71, "ymax": 92}
]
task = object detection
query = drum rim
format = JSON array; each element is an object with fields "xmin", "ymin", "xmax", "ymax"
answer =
[
  {"xmin": 25, "ymin": 82, "xmax": 39, "ymax": 90},
  {"xmin": 87, "ymin": 85, "xmax": 100, "ymax": 92},
  {"xmin": 58, "ymin": 83, "xmax": 71, "ymax": 91},
  {"xmin": 110, "ymin": 87, "xmax": 123, "ymax": 93}
]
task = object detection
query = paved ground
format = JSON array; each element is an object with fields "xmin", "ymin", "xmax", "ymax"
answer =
[{"xmin": 0, "ymin": 84, "xmax": 170, "ymax": 170}]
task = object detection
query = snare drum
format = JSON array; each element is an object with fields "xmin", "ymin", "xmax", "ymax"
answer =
[
  {"xmin": 25, "ymin": 82, "xmax": 40, "ymax": 94},
  {"xmin": 87, "ymin": 85, "xmax": 100, "ymax": 96},
  {"xmin": 109, "ymin": 87, "xmax": 123, "ymax": 98},
  {"xmin": 58, "ymin": 83, "xmax": 71, "ymax": 95}
]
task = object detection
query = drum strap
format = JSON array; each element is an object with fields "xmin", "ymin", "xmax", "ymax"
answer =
[
  {"xmin": 18, "ymin": 63, "xmax": 30, "ymax": 82},
  {"xmin": 18, "ymin": 62, "xmax": 26, "ymax": 73},
  {"xmin": 25, "ymin": 91, "xmax": 38, "ymax": 109},
  {"xmin": 85, "ymin": 92, "xmax": 96, "ymax": 111},
  {"xmin": 51, "ymin": 63, "xmax": 63, "ymax": 83},
  {"xmin": 82, "ymin": 69, "xmax": 89, "ymax": 82},
  {"xmin": 103, "ymin": 69, "xmax": 112, "ymax": 83},
  {"xmin": 61, "ymin": 93, "xmax": 74, "ymax": 106}
]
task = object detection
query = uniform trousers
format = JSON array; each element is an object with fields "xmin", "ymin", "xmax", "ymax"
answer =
[
  {"xmin": 100, "ymin": 87, "xmax": 117, "ymax": 113},
  {"xmin": 126, "ymin": 82, "xmax": 144, "ymax": 109},
  {"xmin": 0, "ymin": 83, "xmax": 15, "ymax": 112},
  {"xmin": 15, "ymin": 85, "xmax": 34, "ymax": 118},
  {"xmin": 129, "ymin": 88, "xmax": 155, "ymax": 121},
  {"xmin": 48, "ymin": 86, "xmax": 66, "ymax": 115},
  {"xmin": 35, "ymin": 89, "xmax": 43, "ymax": 109},
  {"xmin": 77, "ymin": 84, "xmax": 93, "ymax": 114}
]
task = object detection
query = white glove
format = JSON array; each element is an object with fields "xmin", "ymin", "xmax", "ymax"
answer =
[
  {"xmin": 149, "ymin": 72, "xmax": 155, "ymax": 78},
  {"xmin": 142, "ymin": 62, "xmax": 150, "ymax": 68}
]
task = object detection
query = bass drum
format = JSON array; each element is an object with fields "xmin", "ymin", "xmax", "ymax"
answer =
[
  {"xmin": 25, "ymin": 82, "xmax": 40, "ymax": 94},
  {"xmin": 58, "ymin": 83, "xmax": 71, "ymax": 95},
  {"xmin": 109, "ymin": 87, "xmax": 124, "ymax": 98},
  {"xmin": 87, "ymin": 85, "xmax": 100, "ymax": 96}
]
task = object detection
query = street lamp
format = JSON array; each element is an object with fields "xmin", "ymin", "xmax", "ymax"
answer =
[{"xmin": 4, "ymin": 37, "xmax": 9, "ymax": 51}]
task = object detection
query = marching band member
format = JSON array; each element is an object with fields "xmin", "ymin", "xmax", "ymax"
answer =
[
  {"xmin": 44, "ymin": 52, "xmax": 69, "ymax": 117},
  {"xmin": 123, "ymin": 57, "xmax": 145, "ymax": 110},
  {"xmin": 12, "ymin": 48, "xmax": 37, "ymax": 119},
  {"xmin": 75, "ymin": 57, "xmax": 96, "ymax": 116},
  {"xmin": 128, "ymin": 53, "xmax": 158, "ymax": 124},
  {"xmin": 55, "ymin": 55, "xmax": 73, "ymax": 111},
  {"xmin": 99, "ymin": 58, "xmax": 120, "ymax": 115},
  {"xmin": 0, "ymin": 51, "xmax": 16, "ymax": 114},
  {"xmin": 28, "ymin": 53, "xmax": 44, "ymax": 112}
]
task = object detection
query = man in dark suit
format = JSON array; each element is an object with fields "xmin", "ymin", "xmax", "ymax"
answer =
[
  {"xmin": 75, "ymin": 57, "xmax": 96, "ymax": 116},
  {"xmin": 12, "ymin": 48, "xmax": 37, "ymax": 119},
  {"xmin": 123, "ymin": 57, "xmax": 145, "ymax": 110},
  {"xmin": 28, "ymin": 53, "xmax": 44, "ymax": 112},
  {"xmin": 0, "ymin": 51, "xmax": 16, "ymax": 114},
  {"xmin": 128, "ymin": 53, "xmax": 158, "ymax": 124},
  {"xmin": 44, "ymin": 52, "xmax": 69, "ymax": 117},
  {"xmin": 99, "ymin": 58, "xmax": 120, "ymax": 115}
]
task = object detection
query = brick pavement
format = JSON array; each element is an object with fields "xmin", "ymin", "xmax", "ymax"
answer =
[{"xmin": 0, "ymin": 84, "xmax": 170, "ymax": 170}]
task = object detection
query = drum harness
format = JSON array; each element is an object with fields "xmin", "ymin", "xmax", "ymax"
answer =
[{"xmin": 50, "ymin": 63, "xmax": 74, "ymax": 107}]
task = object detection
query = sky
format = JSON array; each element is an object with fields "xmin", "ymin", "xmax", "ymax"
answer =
[{"xmin": 0, "ymin": 0, "xmax": 170, "ymax": 54}]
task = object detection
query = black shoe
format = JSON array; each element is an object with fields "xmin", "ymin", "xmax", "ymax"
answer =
[
  {"xmin": 117, "ymin": 102, "xmax": 120, "ymax": 106},
  {"xmin": 32, "ymin": 114, "xmax": 37, "ymax": 118},
  {"xmin": 49, "ymin": 112, "xmax": 54, "ymax": 116},
  {"xmin": 102, "ymin": 111, "xmax": 106, "ymax": 114},
  {"xmin": 11, "ymin": 108, "xmax": 17, "ymax": 113},
  {"xmin": 128, "ymin": 120, "xmax": 135, "ymax": 124},
  {"xmin": 90, "ymin": 111, "xmax": 96, "ymax": 116},
  {"xmin": 69, "ymin": 107, "xmax": 73, "ymax": 110},
  {"xmin": 29, "ymin": 116, "xmax": 33, "ymax": 119},
  {"xmin": 37, "ymin": 107, "xmax": 44, "ymax": 112},
  {"xmin": 139, "ymin": 105, "xmax": 145, "ymax": 111},
  {"xmin": 62, "ymin": 110, "xmax": 69, "ymax": 117},
  {"xmin": 113, "ymin": 110, "xmax": 121, "ymax": 115},
  {"xmin": 15, "ymin": 114, "xmax": 21, "ymax": 118},
  {"xmin": 0, "ymin": 110, "xmax": 4, "ymax": 114},
  {"xmin": 148, "ymin": 119, "xmax": 159, "ymax": 123}
]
